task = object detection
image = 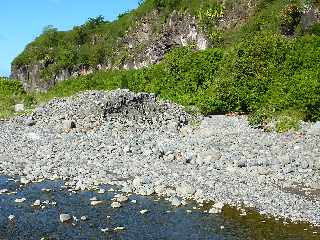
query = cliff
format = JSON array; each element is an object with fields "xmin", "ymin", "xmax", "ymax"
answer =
[{"xmin": 11, "ymin": 0, "xmax": 320, "ymax": 92}]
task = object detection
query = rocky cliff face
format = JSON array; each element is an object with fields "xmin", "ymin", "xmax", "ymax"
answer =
[
  {"xmin": 11, "ymin": 11, "xmax": 209, "ymax": 92},
  {"xmin": 119, "ymin": 10, "xmax": 209, "ymax": 70}
]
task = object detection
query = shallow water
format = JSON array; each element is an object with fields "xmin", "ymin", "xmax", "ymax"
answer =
[{"xmin": 0, "ymin": 176, "xmax": 318, "ymax": 240}]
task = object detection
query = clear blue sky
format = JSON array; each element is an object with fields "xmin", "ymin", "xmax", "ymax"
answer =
[{"xmin": 0, "ymin": 0, "xmax": 141, "ymax": 76}]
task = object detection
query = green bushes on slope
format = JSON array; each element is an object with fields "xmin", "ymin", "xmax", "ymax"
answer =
[
  {"xmin": 28, "ymin": 31, "xmax": 319, "ymax": 132},
  {"xmin": 0, "ymin": 79, "xmax": 33, "ymax": 118}
]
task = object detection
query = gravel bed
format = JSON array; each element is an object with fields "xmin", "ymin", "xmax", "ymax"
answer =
[{"xmin": 0, "ymin": 89, "xmax": 320, "ymax": 225}]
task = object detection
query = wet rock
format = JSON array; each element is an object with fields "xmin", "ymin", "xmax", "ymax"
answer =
[
  {"xmin": 111, "ymin": 202, "xmax": 122, "ymax": 208},
  {"xmin": 91, "ymin": 200, "xmax": 104, "ymax": 206},
  {"xmin": 14, "ymin": 198, "xmax": 26, "ymax": 203},
  {"xmin": 60, "ymin": 214, "xmax": 72, "ymax": 223},
  {"xmin": 140, "ymin": 209, "xmax": 149, "ymax": 214}
]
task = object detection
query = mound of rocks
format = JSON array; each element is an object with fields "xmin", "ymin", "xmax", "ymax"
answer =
[{"xmin": 0, "ymin": 89, "xmax": 320, "ymax": 226}]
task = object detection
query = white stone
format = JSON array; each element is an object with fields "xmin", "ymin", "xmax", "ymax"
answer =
[
  {"xmin": 91, "ymin": 200, "xmax": 104, "ymax": 206},
  {"xmin": 114, "ymin": 226, "xmax": 125, "ymax": 231},
  {"xmin": 15, "ymin": 198, "xmax": 26, "ymax": 203},
  {"xmin": 60, "ymin": 214, "xmax": 72, "ymax": 223},
  {"xmin": 32, "ymin": 200, "xmax": 41, "ymax": 207},
  {"xmin": 111, "ymin": 202, "xmax": 122, "ymax": 208},
  {"xmin": 140, "ymin": 209, "xmax": 149, "ymax": 215},
  {"xmin": 15, "ymin": 104, "xmax": 24, "ymax": 112}
]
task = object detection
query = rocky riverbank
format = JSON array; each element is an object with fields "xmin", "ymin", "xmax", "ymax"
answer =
[{"xmin": 0, "ymin": 90, "xmax": 320, "ymax": 226}]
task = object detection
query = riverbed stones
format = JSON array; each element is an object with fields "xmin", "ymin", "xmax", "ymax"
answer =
[{"xmin": 1, "ymin": 89, "xmax": 320, "ymax": 226}]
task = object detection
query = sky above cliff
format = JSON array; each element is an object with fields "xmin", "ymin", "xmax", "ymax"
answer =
[{"xmin": 0, "ymin": 0, "xmax": 140, "ymax": 77}]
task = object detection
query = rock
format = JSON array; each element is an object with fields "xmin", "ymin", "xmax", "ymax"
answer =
[
  {"xmin": 63, "ymin": 120, "xmax": 76, "ymax": 130},
  {"xmin": 97, "ymin": 189, "xmax": 106, "ymax": 194},
  {"xmin": 26, "ymin": 132, "xmax": 41, "ymax": 141},
  {"xmin": 111, "ymin": 202, "xmax": 122, "ymax": 208},
  {"xmin": 121, "ymin": 185, "xmax": 133, "ymax": 193},
  {"xmin": 15, "ymin": 198, "xmax": 26, "ymax": 203},
  {"xmin": 115, "ymin": 194, "xmax": 129, "ymax": 203},
  {"xmin": 41, "ymin": 188, "xmax": 52, "ymax": 193},
  {"xmin": 170, "ymin": 197, "xmax": 182, "ymax": 207},
  {"xmin": 209, "ymin": 208, "xmax": 221, "ymax": 214},
  {"xmin": 154, "ymin": 185, "xmax": 166, "ymax": 195},
  {"xmin": 20, "ymin": 177, "xmax": 30, "ymax": 185},
  {"xmin": 59, "ymin": 214, "xmax": 72, "ymax": 223},
  {"xmin": 212, "ymin": 202, "xmax": 224, "ymax": 210},
  {"xmin": 91, "ymin": 200, "xmax": 104, "ymax": 206},
  {"xmin": 176, "ymin": 184, "xmax": 195, "ymax": 197},
  {"xmin": 308, "ymin": 121, "xmax": 320, "ymax": 136},
  {"xmin": 114, "ymin": 226, "xmax": 126, "ymax": 231},
  {"xmin": 136, "ymin": 185, "xmax": 155, "ymax": 196},
  {"xmin": 140, "ymin": 209, "xmax": 149, "ymax": 214},
  {"xmin": 15, "ymin": 104, "xmax": 24, "ymax": 112},
  {"xmin": 25, "ymin": 117, "xmax": 35, "ymax": 126},
  {"xmin": 0, "ymin": 189, "xmax": 8, "ymax": 194},
  {"xmin": 196, "ymin": 149, "xmax": 222, "ymax": 165},
  {"xmin": 32, "ymin": 200, "xmax": 41, "ymax": 207},
  {"xmin": 132, "ymin": 176, "xmax": 151, "ymax": 187}
]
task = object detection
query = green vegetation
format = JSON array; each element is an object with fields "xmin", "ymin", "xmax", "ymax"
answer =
[
  {"xmin": 3, "ymin": 0, "xmax": 320, "ymax": 132},
  {"xmin": 12, "ymin": 0, "xmax": 226, "ymax": 79},
  {"xmin": 0, "ymin": 78, "xmax": 33, "ymax": 118}
]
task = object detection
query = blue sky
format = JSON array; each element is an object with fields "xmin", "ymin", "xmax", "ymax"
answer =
[{"xmin": 0, "ymin": 0, "xmax": 140, "ymax": 76}]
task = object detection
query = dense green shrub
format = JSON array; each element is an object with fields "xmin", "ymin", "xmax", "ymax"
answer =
[{"xmin": 0, "ymin": 79, "xmax": 33, "ymax": 118}]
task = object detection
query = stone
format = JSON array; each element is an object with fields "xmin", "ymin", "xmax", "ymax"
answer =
[
  {"xmin": 111, "ymin": 202, "xmax": 122, "ymax": 208},
  {"xmin": 0, "ymin": 189, "xmax": 8, "ymax": 194},
  {"xmin": 140, "ymin": 209, "xmax": 149, "ymax": 215},
  {"xmin": 63, "ymin": 120, "xmax": 76, "ymax": 130},
  {"xmin": 170, "ymin": 197, "xmax": 182, "ymax": 207},
  {"xmin": 20, "ymin": 177, "xmax": 30, "ymax": 185},
  {"xmin": 308, "ymin": 121, "xmax": 320, "ymax": 136},
  {"xmin": 97, "ymin": 189, "xmax": 106, "ymax": 194},
  {"xmin": 115, "ymin": 195, "xmax": 129, "ymax": 203},
  {"xmin": 15, "ymin": 198, "xmax": 26, "ymax": 203},
  {"xmin": 60, "ymin": 214, "xmax": 72, "ymax": 223},
  {"xmin": 176, "ymin": 184, "xmax": 195, "ymax": 197},
  {"xmin": 32, "ymin": 200, "xmax": 41, "ymax": 207},
  {"xmin": 15, "ymin": 104, "xmax": 25, "ymax": 112},
  {"xmin": 114, "ymin": 226, "xmax": 126, "ymax": 231},
  {"xmin": 91, "ymin": 200, "xmax": 104, "ymax": 206}
]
